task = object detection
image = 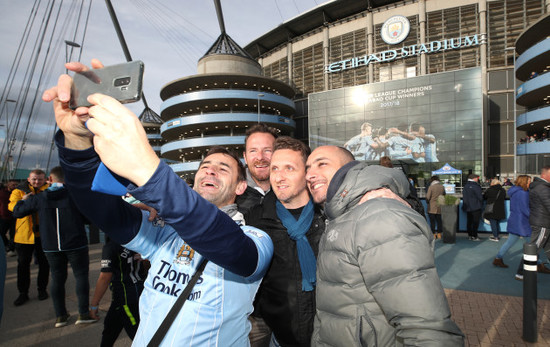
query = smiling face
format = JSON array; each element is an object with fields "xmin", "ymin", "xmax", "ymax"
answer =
[
  {"xmin": 193, "ymin": 153, "xmax": 246, "ymax": 208},
  {"xmin": 243, "ymin": 132, "xmax": 276, "ymax": 188},
  {"xmin": 306, "ymin": 146, "xmax": 352, "ymax": 204},
  {"xmin": 28, "ymin": 172, "xmax": 46, "ymax": 189},
  {"xmin": 270, "ymin": 148, "xmax": 310, "ymax": 209}
]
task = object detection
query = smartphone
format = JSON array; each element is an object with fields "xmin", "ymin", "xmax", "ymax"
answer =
[{"xmin": 70, "ymin": 60, "xmax": 144, "ymax": 109}]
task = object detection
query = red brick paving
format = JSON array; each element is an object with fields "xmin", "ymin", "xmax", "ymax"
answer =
[{"xmin": 445, "ymin": 289, "xmax": 550, "ymax": 346}]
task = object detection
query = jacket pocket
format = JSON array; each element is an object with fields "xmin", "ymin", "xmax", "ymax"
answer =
[{"xmin": 358, "ymin": 313, "xmax": 377, "ymax": 347}]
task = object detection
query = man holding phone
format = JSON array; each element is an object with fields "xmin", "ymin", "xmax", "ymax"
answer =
[{"xmin": 43, "ymin": 60, "xmax": 273, "ymax": 346}]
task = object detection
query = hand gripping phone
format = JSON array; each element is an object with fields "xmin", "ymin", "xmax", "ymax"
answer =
[
  {"xmin": 70, "ymin": 61, "xmax": 145, "ymax": 195},
  {"xmin": 70, "ymin": 60, "xmax": 144, "ymax": 109}
]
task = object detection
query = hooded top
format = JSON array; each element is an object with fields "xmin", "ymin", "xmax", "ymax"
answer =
[
  {"xmin": 312, "ymin": 162, "xmax": 464, "ymax": 346},
  {"xmin": 325, "ymin": 162, "xmax": 410, "ymax": 220}
]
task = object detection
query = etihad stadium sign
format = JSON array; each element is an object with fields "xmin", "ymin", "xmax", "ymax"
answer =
[{"xmin": 325, "ymin": 34, "xmax": 480, "ymax": 74}]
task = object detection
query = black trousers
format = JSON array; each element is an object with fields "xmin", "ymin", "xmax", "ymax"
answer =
[
  {"xmin": 101, "ymin": 301, "xmax": 140, "ymax": 347},
  {"xmin": 517, "ymin": 226, "xmax": 550, "ymax": 275},
  {"xmin": 0, "ymin": 218, "xmax": 15, "ymax": 251},
  {"xmin": 466, "ymin": 210, "xmax": 481, "ymax": 238},
  {"xmin": 428, "ymin": 213, "xmax": 443, "ymax": 233},
  {"xmin": 15, "ymin": 239, "xmax": 49, "ymax": 294}
]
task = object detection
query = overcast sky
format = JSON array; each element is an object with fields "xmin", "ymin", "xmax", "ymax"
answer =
[{"xmin": 0, "ymin": 0, "xmax": 326, "ymax": 172}]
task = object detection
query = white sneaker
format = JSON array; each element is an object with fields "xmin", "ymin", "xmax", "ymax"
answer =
[
  {"xmin": 75, "ymin": 313, "xmax": 98, "ymax": 325},
  {"xmin": 515, "ymin": 274, "xmax": 523, "ymax": 281},
  {"xmin": 489, "ymin": 236, "xmax": 499, "ymax": 242},
  {"xmin": 55, "ymin": 314, "xmax": 70, "ymax": 328}
]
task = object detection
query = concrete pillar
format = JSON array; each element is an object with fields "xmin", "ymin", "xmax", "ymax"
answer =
[
  {"xmin": 479, "ymin": 0, "xmax": 488, "ymax": 179},
  {"xmin": 367, "ymin": 12, "xmax": 374, "ymax": 83},
  {"xmin": 323, "ymin": 26, "xmax": 329, "ymax": 90},
  {"xmin": 419, "ymin": 0, "xmax": 426, "ymax": 75},
  {"xmin": 287, "ymin": 42, "xmax": 293, "ymax": 85}
]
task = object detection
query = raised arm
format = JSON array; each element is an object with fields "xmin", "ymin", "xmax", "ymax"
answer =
[
  {"xmin": 42, "ymin": 60, "xmax": 143, "ymax": 246},
  {"xmin": 55, "ymin": 131, "xmax": 142, "ymax": 246},
  {"xmin": 44, "ymin": 60, "xmax": 269, "ymax": 278},
  {"xmin": 12, "ymin": 193, "xmax": 40, "ymax": 219}
]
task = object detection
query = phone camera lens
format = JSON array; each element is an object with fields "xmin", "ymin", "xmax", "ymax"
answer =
[{"xmin": 114, "ymin": 77, "xmax": 131, "ymax": 87}]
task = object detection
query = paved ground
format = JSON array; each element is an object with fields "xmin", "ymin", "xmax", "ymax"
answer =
[
  {"xmin": 0, "ymin": 243, "xmax": 131, "ymax": 347},
  {"xmin": 0, "ymin": 233, "xmax": 550, "ymax": 346}
]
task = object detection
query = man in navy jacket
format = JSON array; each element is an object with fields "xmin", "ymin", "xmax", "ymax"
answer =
[
  {"xmin": 13, "ymin": 166, "xmax": 95, "ymax": 327},
  {"xmin": 462, "ymin": 173, "xmax": 483, "ymax": 241}
]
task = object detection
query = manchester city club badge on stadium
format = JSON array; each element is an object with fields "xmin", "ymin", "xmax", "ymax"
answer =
[{"xmin": 381, "ymin": 15, "xmax": 410, "ymax": 45}]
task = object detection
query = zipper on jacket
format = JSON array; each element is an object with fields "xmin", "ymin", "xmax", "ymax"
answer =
[{"xmin": 56, "ymin": 208, "xmax": 61, "ymax": 251}]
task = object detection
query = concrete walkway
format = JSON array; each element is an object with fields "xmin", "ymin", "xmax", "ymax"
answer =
[{"xmin": 0, "ymin": 235, "xmax": 549, "ymax": 346}]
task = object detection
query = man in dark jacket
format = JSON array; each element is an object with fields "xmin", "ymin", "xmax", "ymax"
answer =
[
  {"xmin": 13, "ymin": 166, "xmax": 96, "ymax": 327},
  {"xmin": 305, "ymin": 145, "xmax": 464, "ymax": 346},
  {"xmin": 524, "ymin": 166, "xmax": 550, "ymax": 271},
  {"xmin": 247, "ymin": 137, "xmax": 324, "ymax": 347},
  {"xmin": 236, "ymin": 124, "xmax": 278, "ymax": 218},
  {"xmin": 236, "ymin": 124, "xmax": 278, "ymax": 346},
  {"xmin": 462, "ymin": 173, "xmax": 483, "ymax": 241}
]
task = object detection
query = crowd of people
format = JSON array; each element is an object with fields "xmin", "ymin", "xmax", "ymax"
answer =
[
  {"xmin": 2, "ymin": 57, "xmax": 550, "ymax": 346},
  {"xmin": 1, "ymin": 58, "xmax": 467, "ymax": 346},
  {"xmin": 344, "ymin": 121, "xmax": 438, "ymax": 163},
  {"xmin": 518, "ymin": 129, "xmax": 550, "ymax": 144}
]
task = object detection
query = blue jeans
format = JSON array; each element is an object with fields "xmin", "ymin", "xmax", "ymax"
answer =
[
  {"xmin": 44, "ymin": 247, "xmax": 90, "ymax": 317},
  {"xmin": 496, "ymin": 234, "xmax": 524, "ymax": 259},
  {"xmin": 489, "ymin": 219, "xmax": 501, "ymax": 238}
]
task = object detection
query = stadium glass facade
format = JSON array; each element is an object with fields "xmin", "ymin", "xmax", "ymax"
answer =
[
  {"xmin": 245, "ymin": 0, "xmax": 550, "ymax": 178},
  {"xmin": 309, "ymin": 68, "xmax": 483, "ymax": 174}
]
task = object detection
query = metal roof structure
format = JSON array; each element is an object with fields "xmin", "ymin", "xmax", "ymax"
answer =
[
  {"xmin": 203, "ymin": 32, "xmax": 256, "ymax": 60},
  {"xmin": 244, "ymin": 0, "xmax": 402, "ymax": 58},
  {"xmin": 138, "ymin": 107, "xmax": 163, "ymax": 124}
]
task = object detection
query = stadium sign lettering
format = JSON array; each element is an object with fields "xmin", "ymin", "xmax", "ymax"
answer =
[{"xmin": 325, "ymin": 34, "xmax": 480, "ymax": 74}]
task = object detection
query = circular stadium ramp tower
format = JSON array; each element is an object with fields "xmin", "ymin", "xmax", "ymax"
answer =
[
  {"xmin": 159, "ymin": 32, "xmax": 296, "ymax": 179},
  {"xmin": 138, "ymin": 107, "xmax": 165, "ymax": 159},
  {"xmin": 515, "ymin": 14, "xmax": 550, "ymax": 168}
]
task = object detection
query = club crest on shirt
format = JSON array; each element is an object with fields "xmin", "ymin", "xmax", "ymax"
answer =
[
  {"xmin": 175, "ymin": 243, "xmax": 195, "ymax": 265},
  {"xmin": 152, "ymin": 216, "xmax": 165, "ymax": 227}
]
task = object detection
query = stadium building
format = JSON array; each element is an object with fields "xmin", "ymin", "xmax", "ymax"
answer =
[
  {"xmin": 243, "ymin": 0, "xmax": 550, "ymax": 180},
  {"xmin": 159, "ymin": 32, "xmax": 296, "ymax": 178}
]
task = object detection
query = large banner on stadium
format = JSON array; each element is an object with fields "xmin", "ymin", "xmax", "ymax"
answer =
[{"xmin": 308, "ymin": 68, "xmax": 482, "ymax": 166}]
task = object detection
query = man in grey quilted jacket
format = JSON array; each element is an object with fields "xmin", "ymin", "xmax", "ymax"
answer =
[{"xmin": 305, "ymin": 145, "xmax": 464, "ymax": 346}]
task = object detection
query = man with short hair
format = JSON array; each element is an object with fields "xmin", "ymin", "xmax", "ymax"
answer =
[
  {"xmin": 43, "ymin": 59, "xmax": 273, "ymax": 346},
  {"xmin": 248, "ymin": 137, "xmax": 324, "ymax": 346},
  {"xmin": 305, "ymin": 145, "xmax": 464, "ymax": 346},
  {"xmin": 237, "ymin": 123, "xmax": 278, "ymax": 217},
  {"xmin": 9, "ymin": 169, "xmax": 50, "ymax": 306},
  {"xmin": 517, "ymin": 166, "xmax": 550, "ymax": 280},
  {"xmin": 462, "ymin": 173, "xmax": 483, "ymax": 241},
  {"xmin": 13, "ymin": 166, "xmax": 95, "ymax": 327}
]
